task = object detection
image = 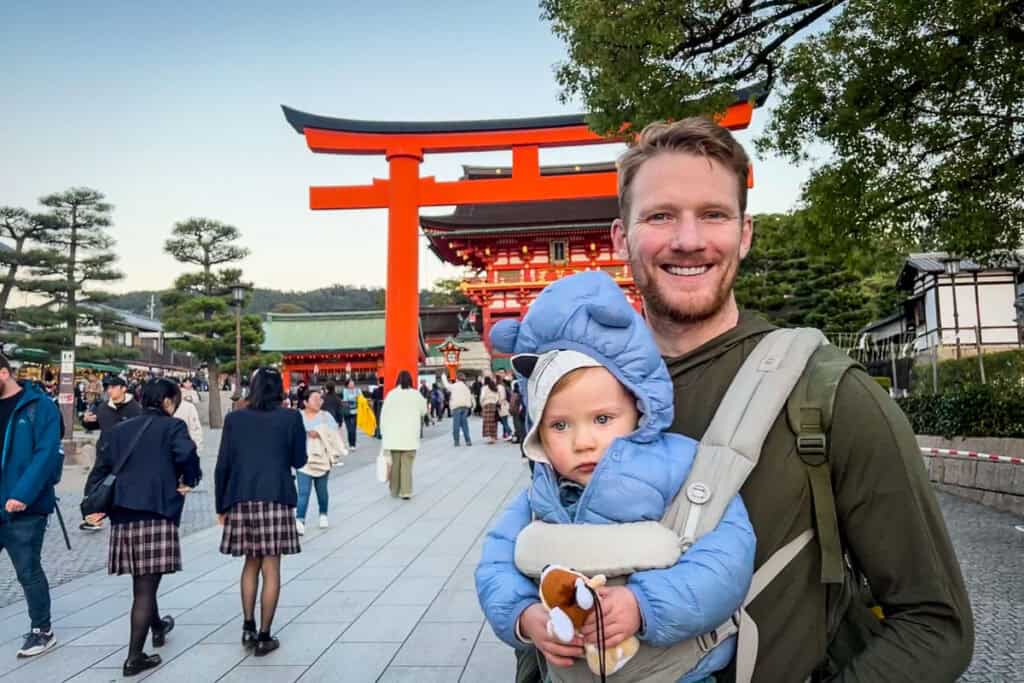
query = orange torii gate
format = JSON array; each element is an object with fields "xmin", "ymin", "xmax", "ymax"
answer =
[{"xmin": 282, "ymin": 92, "xmax": 761, "ymax": 392}]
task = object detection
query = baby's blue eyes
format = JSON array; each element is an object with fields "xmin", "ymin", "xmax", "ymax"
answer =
[
  {"xmin": 595, "ymin": 415, "xmax": 610, "ymax": 425},
  {"xmin": 547, "ymin": 415, "xmax": 613, "ymax": 430}
]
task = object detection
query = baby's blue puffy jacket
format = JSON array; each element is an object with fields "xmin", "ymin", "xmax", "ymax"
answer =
[{"xmin": 474, "ymin": 271, "xmax": 756, "ymax": 682}]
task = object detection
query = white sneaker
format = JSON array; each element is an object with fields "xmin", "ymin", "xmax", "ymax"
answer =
[
  {"xmin": 319, "ymin": 515, "xmax": 329, "ymax": 529},
  {"xmin": 295, "ymin": 519, "xmax": 305, "ymax": 536}
]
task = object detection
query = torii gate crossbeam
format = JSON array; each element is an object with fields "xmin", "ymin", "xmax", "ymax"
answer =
[{"xmin": 283, "ymin": 94, "xmax": 761, "ymax": 392}]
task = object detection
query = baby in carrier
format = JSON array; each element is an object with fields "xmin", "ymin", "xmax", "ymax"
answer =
[{"xmin": 475, "ymin": 271, "xmax": 756, "ymax": 682}]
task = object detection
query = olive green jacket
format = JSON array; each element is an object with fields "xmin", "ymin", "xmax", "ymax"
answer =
[{"xmin": 666, "ymin": 314, "xmax": 974, "ymax": 682}]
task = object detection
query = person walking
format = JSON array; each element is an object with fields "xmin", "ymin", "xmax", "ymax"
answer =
[
  {"xmin": 80, "ymin": 375, "xmax": 142, "ymax": 531},
  {"xmin": 495, "ymin": 376, "xmax": 513, "ymax": 442},
  {"xmin": 216, "ymin": 368, "xmax": 306, "ymax": 658},
  {"xmin": 295, "ymin": 389, "xmax": 345, "ymax": 534},
  {"xmin": 380, "ymin": 371, "xmax": 427, "ymax": 499},
  {"xmin": 340, "ymin": 379, "xmax": 359, "ymax": 449},
  {"xmin": 84, "ymin": 378, "xmax": 201, "ymax": 676},
  {"xmin": 479, "ymin": 376, "xmax": 499, "ymax": 445},
  {"xmin": 448, "ymin": 372, "xmax": 473, "ymax": 447},
  {"xmin": 509, "ymin": 383, "xmax": 526, "ymax": 445},
  {"xmin": 320, "ymin": 382, "xmax": 343, "ymax": 425},
  {"xmin": 173, "ymin": 380, "xmax": 203, "ymax": 452},
  {"xmin": 0, "ymin": 354, "xmax": 63, "ymax": 660},
  {"xmin": 371, "ymin": 378, "xmax": 384, "ymax": 439}
]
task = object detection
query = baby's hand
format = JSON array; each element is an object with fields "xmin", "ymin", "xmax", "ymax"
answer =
[
  {"xmin": 580, "ymin": 586, "xmax": 642, "ymax": 648},
  {"xmin": 518, "ymin": 603, "xmax": 583, "ymax": 668}
]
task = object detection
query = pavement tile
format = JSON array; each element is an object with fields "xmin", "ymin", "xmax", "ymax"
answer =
[
  {"xmin": 143, "ymin": 642, "xmax": 249, "ymax": 682},
  {"xmin": 340, "ymin": 603, "xmax": 427, "ymax": 643},
  {"xmin": 332, "ymin": 565, "xmax": 403, "ymax": 592},
  {"xmin": 55, "ymin": 593, "xmax": 133, "ymax": 628},
  {"xmin": 374, "ymin": 575, "xmax": 446, "ymax": 606},
  {"xmin": 0, "ymin": 643, "xmax": 121, "ymax": 682},
  {"xmin": 291, "ymin": 591, "xmax": 378, "ymax": 623},
  {"xmin": 157, "ymin": 580, "xmax": 234, "ymax": 610},
  {"xmin": 201, "ymin": 607, "xmax": 304, "ymax": 645},
  {"xmin": 378, "ymin": 665, "xmax": 462, "ymax": 682},
  {"xmin": 275, "ymin": 579, "xmax": 338, "ymax": 607},
  {"xmin": 403, "ymin": 554, "xmax": 462, "ymax": 579},
  {"xmin": 0, "ymin": 626, "xmax": 93, "ymax": 677},
  {"xmin": 391, "ymin": 620, "xmax": 480, "ymax": 668},
  {"xmin": 462, "ymin": 641, "xmax": 517, "ymax": 681},
  {"xmin": 242, "ymin": 620, "xmax": 350, "ymax": 667},
  {"xmin": 422, "ymin": 590, "xmax": 485, "ymax": 623},
  {"xmin": 90, "ymin": 623, "xmax": 218, "ymax": 669},
  {"xmin": 295, "ymin": 642, "xmax": 400, "ymax": 683},
  {"xmin": 217, "ymin": 665, "xmax": 307, "ymax": 683}
]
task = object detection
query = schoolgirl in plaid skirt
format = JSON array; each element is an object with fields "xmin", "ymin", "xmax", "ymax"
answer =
[
  {"xmin": 85, "ymin": 378, "xmax": 202, "ymax": 677},
  {"xmin": 215, "ymin": 367, "xmax": 309, "ymax": 658}
]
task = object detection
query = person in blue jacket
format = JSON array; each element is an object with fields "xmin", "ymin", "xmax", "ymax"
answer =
[
  {"xmin": 0, "ymin": 354, "xmax": 63, "ymax": 659},
  {"xmin": 475, "ymin": 271, "xmax": 755, "ymax": 682}
]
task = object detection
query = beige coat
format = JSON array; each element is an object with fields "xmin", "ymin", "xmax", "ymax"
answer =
[
  {"xmin": 301, "ymin": 422, "xmax": 346, "ymax": 476},
  {"xmin": 380, "ymin": 388, "xmax": 428, "ymax": 452},
  {"xmin": 174, "ymin": 398, "xmax": 203, "ymax": 451},
  {"xmin": 448, "ymin": 381, "xmax": 473, "ymax": 410}
]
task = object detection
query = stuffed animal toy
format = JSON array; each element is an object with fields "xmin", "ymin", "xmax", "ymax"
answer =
[{"xmin": 538, "ymin": 565, "xmax": 640, "ymax": 677}]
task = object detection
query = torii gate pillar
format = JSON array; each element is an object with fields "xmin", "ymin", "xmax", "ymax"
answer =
[{"xmin": 282, "ymin": 92, "xmax": 762, "ymax": 393}]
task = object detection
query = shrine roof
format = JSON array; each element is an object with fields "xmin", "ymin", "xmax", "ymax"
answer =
[
  {"xmin": 420, "ymin": 196, "xmax": 618, "ymax": 232},
  {"xmin": 282, "ymin": 83, "xmax": 768, "ymax": 136},
  {"xmin": 262, "ymin": 310, "xmax": 386, "ymax": 353}
]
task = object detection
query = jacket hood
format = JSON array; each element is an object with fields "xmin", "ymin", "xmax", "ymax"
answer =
[{"xmin": 490, "ymin": 271, "xmax": 673, "ymax": 440}]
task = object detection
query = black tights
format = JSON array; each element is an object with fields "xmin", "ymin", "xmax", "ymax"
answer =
[
  {"xmin": 129, "ymin": 574, "xmax": 163, "ymax": 657},
  {"xmin": 240, "ymin": 555, "xmax": 281, "ymax": 634}
]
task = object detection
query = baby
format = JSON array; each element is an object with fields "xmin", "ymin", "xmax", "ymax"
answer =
[{"xmin": 475, "ymin": 271, "xmax": 755, "ymax": 682}]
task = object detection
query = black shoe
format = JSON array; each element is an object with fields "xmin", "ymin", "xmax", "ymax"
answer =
[
  {"xmin": 242, "ymin": 628, "xmax": 258, "ymax": 649},
  {"xmin": 123, "ymin": 653, "xmax": 161, "ymax": 676},
  {"xmin": 17, "ymin": 629, "xmax": 56, "ymax": 657},
  {"xmin": 79, "ymin": 520, "xmax": 103, "ymax": 532},
  {"xmin": 253, "ymin": 636, "xmax": 280, "ymax": 657},
  {"xmin": 151, "ymin": 615, "xmax": 174, "ymax": 647}
]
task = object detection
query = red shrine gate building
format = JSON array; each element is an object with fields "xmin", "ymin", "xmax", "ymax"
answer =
[{"xmin": 422, "ymin": 163, "xmax": 630, "ymax": 350}]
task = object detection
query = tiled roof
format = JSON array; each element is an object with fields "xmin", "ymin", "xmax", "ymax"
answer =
[
  {"xmin": 420, "ymin": 196, "xmax": 618, "ymax": 231},
  {"xmin": 262, "ymin": 311, "xmax": 386, "ymax": 353}
]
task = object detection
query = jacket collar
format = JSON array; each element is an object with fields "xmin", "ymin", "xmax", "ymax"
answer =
[
  {"xmin": 108, "ymin": 394, "xmax": 134, "ymax": 411},
  {"xmin": 662, "ymin": 311, "xmax": 776, "ymax": 375}
]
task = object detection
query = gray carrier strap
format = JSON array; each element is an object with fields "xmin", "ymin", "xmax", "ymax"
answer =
[{"xmin": 662, "ymin": 328, "xmax": 827, "ymax": 551}]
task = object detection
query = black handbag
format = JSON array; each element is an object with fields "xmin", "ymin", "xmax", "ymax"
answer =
[{"xmin": 80, "ymin": 417, "xmax": 154, "ymax": 517}]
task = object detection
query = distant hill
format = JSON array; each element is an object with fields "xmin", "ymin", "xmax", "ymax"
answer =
[{"xmin": 107, "ymin": 283, "xmax": 468, "ymax": 320}]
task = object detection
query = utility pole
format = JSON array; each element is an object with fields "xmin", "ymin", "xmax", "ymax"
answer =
[{"xmin": 148, "ymin": 294, "xmax": 155, "ymax": 320}]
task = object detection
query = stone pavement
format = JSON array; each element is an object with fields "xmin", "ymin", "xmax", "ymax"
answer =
[
  {"xmin": 0, "ymin": 421, "xmax": 1019, "ymax": 681},
  {"xmin": 0, "ymin": 424, "xmax": 529, "ymax": 682}
]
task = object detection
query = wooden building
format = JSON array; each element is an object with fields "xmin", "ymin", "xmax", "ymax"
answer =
[{"xmin": 422, "ymin": 163, "xmax": 633, "ymax": 350}]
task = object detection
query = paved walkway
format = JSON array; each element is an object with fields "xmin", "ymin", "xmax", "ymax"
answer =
[
  {"xmin": 0, "ymin": 423, "xmax": 1019, "ymax": 681},
  {"xmin": 0, "ymin": 427, "xmax": 529, "ymax": 682}
]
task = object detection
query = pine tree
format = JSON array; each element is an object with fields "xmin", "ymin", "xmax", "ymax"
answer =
[
  {"xmin": 161, "ymin": 218, "xmax": 262, "ymax": 428},
  {"xmin": 0, "ymin": 207, "xmax": 54, "ymax": 321},
  {"xmin": 13, "ymin": 188, "xmax": 131, "ymax": 362}
]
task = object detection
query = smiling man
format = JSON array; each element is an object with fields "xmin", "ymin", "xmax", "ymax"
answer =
[{"xmin": 604, "ymin": 119, "xmax": 974, "ymax": 682}]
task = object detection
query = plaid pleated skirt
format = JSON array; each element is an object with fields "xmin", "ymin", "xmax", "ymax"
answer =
[
  {"xmin": 108, "ymin": 518, "xmax": 182, "ymax": 576},
  {"xmin": 220, "ymin": 501, "xmax": 301, "ymax": 557},
  {"xmin": 482, "ymin": 404, "xmax": 498, "ymax": 439}
]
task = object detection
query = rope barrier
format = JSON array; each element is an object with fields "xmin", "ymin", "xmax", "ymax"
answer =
[{"xmin": 921, "ymin": 447, "xmax": 1024, "ymax": 465}]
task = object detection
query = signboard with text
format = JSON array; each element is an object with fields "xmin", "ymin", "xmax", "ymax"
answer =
[{"xmin": 58, "ymin": 350, "xmax": 74, "ymax": 439}]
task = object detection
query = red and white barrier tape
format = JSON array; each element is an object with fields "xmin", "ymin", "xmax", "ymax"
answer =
[{"xmin": 921, "ymin": 448, "xmax": 1024, "ymax": 465}]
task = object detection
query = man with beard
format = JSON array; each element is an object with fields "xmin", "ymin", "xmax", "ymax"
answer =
[{"xmin": 510, "ymin": 119, "xmax": 972, "ymax": 682}]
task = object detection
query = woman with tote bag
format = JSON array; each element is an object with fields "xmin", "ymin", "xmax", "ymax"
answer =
[{"xmin": 379, "ymin": 370, "xmax": 428, "ymax": 499}]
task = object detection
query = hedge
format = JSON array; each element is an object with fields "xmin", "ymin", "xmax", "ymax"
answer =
[
  {"xmin": 897, "ymin": 383, "xmax": 1024, "ymax": 438},
  {"xmin": 910, "ymin": 348, "xmax": 1024, "ymax": 392}
]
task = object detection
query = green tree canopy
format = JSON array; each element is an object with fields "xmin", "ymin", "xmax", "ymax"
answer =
[
  {"xmin": 161, "ymin": 218, "xmax": 260, "ymax": 427},
  {"xmin": 0, "ymin": 207, "xmax": 54, "ymax": 321},
  {"xmin": 542, "ymin": 0, "xmax": 1024, "ymax": 257},
  {"xmin": 736, "ymin": 213, "xmax": 903, "ymax": 333}
]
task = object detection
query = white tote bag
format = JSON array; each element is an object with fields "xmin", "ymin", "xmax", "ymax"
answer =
[{"xmin": 375, "ymin": 449, "xmax": 392, "ymax": 483}]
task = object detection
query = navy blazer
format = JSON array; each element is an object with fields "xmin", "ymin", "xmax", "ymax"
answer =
[
  {"xmin": 86, "ymin": 409, "xmax": 202, "ymax": 525},
  {"xmin": 215, "ymin": 406, "xmax": 307, "ymax": 514}
]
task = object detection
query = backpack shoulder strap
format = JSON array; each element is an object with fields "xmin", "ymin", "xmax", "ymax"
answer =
[
  {"xmin": 785, "ymin": 344, "xmax": 862, "ymax": 584},
  {"xmin": 662, "ymin": 328, "xmax": 827, "ymax": 547}
]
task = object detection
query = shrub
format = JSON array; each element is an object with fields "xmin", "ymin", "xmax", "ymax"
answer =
[
  {"xmin": 897, "ymin": 382, "xmax": 1024, "ymax": 438},
  {"xmin": 911, "ymin": 349, "xmax": 1024, "ymax": 393}
]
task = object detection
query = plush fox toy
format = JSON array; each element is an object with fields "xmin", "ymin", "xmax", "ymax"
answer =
[{"xmin": 539, "ymin": 565, "xmax": 640, "ymax": 676}]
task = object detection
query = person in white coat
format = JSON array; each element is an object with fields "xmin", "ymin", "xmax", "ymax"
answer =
[
  {"xmin": 174, "ymin": 382, "xmax": 203, "ymax": 452},
  {"xmin": 379, "ymin": 370, "xmax": 428, "ymax": 499}
]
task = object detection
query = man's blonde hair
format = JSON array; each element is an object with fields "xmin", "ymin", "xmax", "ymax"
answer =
[{"xmin": 616, "ymin": 118, "xmax": 750, "ymax": 224}]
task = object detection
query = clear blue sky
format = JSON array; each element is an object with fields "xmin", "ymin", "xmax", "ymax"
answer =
[{"xmin": 0, "ymin": 1, "xmax": 808, "ymax": 296}]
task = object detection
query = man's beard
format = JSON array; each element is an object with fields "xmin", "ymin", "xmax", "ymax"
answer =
[{"xmin": 634, "ymin": 259, "xmax": 738, "ymax": 326}]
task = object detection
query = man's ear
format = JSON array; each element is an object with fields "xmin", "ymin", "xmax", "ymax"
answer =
[
  {"xmin": 739, "ymin": 213, "xmax": 753, "ymax": 261},
  {"xmin": 611, "ymin": 219, "xmax": 630, "ymax": 260}
]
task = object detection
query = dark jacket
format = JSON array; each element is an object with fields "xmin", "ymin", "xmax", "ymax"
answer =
[
  {"xmin": 0, "ymin": 382, "xmax": 63, "ymax": 519},
  {"xmin": 321, "ymin": 392, "xmax": 344, "ymax": 424},
  {"xmin": 214, "ymin": 406, "xmax": 307, "ymax": 514},
  {"xmin": 82, "ymin": 396, "xmax": 142, "ymax": 444},
  {"xmin": 86, "ymin": 409, "xmax": 202, "ymax": 525},
  {"xmin": 666, "ymin": 314, "xmax": 974, "ymax": 683}
]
